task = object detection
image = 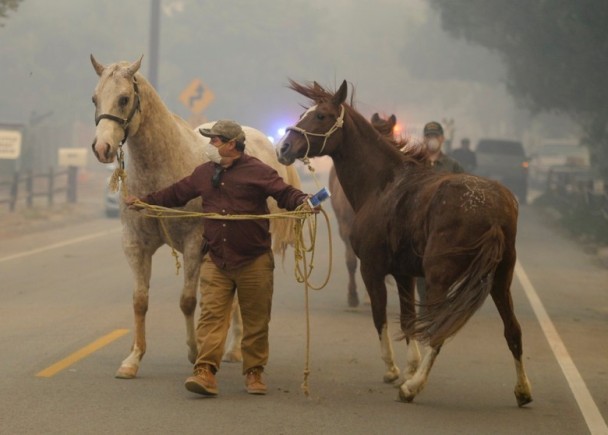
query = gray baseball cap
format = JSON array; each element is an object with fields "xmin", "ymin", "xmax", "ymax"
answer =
[{"xmin": 199, "ymin": 120, "xmax": 246, "ymax": 143}]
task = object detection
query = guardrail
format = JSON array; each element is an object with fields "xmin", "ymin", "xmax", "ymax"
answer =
[{"xmin": 0, "ymin": 166, "xmax": 79, "ymax": 212}]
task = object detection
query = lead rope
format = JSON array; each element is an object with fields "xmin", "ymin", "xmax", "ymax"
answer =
[{"xmin": 292, "ymin": 161, "xmax": 333, "ymax": 397}]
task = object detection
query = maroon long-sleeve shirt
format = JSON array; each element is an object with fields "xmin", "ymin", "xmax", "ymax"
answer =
[{"xmin": 142, "ymin": 154, "xmax": 308, "ymax": 270}]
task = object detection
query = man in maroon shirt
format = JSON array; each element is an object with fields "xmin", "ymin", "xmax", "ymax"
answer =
[{"xmin": 125, "ymin": 120, "xmax": 310, "ymax": 397}]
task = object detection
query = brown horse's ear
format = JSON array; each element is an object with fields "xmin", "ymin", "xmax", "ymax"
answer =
[
  {"xmin": 313, "ymin": 81, "xmax": 322, "ymax": 92},
  {"xmin": 389, "ymin": 114, "xmax": 397, "ymax": 127},
  {"xmin": 126, "ymin": 55, "xmax": 144, "ymax": 77},
  {"xmin": 90, "ymin": 54, "xmax": 105, "ymax": 76},
  {"xmin": 332, "ymin": 80, "xmax": 348, "ymax": 106},
  {"xmin": 371, "ymin": 113, "xmax": 380, "ymax": 123}
]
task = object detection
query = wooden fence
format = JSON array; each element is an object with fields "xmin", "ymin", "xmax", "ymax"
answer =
[{"xmin": 0, "ymin": 166, "xmax": 78, "ymax": 212}]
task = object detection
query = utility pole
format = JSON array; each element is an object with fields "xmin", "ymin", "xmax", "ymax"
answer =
[{"xmin": 148, "ymin": 0, "xmax": 161, "ymax": 90}]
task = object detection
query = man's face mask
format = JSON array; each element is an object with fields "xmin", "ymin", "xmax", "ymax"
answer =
[
  {"xmin": 205, "ymin": 140, "xmax": 226, "ymax": 164},
  {"xmin": 427, "ymin": 137, "xmax": 441, "ymax": 152}
]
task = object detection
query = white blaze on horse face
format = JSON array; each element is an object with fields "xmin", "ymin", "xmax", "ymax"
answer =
[
  {"xmin": 300, "ymin": 105, "xmax": 318, "ymax": 120},
  {"xmin": 93, "ymin": 119, "xmax": 126, "ymax": 163},
  {"xmin": 275, "ymin": 105, "xmax": 320, "ymax": 161}
]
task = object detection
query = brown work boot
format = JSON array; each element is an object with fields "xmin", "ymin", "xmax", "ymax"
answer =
[
  {"xmin": 245, "ymin": 366, "xmax": 267, "ymax": 395},
  {"xmin": 185, "ymin": 364, "xmax": 218, "ymax": 396}
]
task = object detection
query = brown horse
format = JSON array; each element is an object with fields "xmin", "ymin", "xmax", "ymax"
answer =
[
  {"xmin": 276, "ymin": 80, "xmax": 532, "ymax": 406},
  {"xmin": 329, "ymin": 113, "xmax": 405, "ymax": 307}
]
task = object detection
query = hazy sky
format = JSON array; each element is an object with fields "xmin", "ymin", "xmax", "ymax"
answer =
[{"xmin": 0, "ymin": 0, "xmax": 566, "ymax": 150}]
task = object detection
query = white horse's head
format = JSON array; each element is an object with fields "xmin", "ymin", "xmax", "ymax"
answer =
[{"xmin": 90, "ymin": 54, "xmax": 143, "ymax": 164}]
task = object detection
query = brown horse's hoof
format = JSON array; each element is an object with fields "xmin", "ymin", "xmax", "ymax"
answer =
[
  {"xmin": 515, "ymin": 392, "xmax": 533, "ymax": 407},
  {"xmin": 398, "ymin": 386, "xmax": 415, "ymax": 403},
  {"xmin": 383, "ymin": 367, "xmax": 400, "ymax": 383},
  {"xmin": 348, "ymin": 293, "xmax": 359, "ymax": 308},
  {"xmin": 115, "ymin": 365, "xmax": 138, "ymax": 379}
]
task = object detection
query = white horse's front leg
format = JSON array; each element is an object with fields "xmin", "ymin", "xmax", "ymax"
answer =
[
  {"xmin": 398, "ymin": 345, "xmax": 439, "ymax": 402},
  {"xmin": 222, "ymin": 297, "xmax": 243, "ymax": 362},
  {"xmin": 116, "ymin": 246, "xmax": 153, "ymax": 379},
  {"xmin": 380, "ymin": 323, "xmax": 400, "ymax": 383}
]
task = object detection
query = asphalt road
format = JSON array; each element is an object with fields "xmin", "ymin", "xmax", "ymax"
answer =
[{"xmin": 0, "ymin": 195, "xmax": 607, "ymax": 434}]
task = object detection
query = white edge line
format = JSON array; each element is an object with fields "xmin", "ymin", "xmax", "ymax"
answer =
[
  {"xmin": 515, "ymin": 260, "xmax": 607, "ymax": 434},
  {"xmin": 0, "ymin": 228, "xmax": 121, "ymax": 263}
]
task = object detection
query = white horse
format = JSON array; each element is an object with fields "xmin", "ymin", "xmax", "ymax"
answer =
[{"xmin": 90, "ymin": 55, "xmax": 301, "ymax": 378}]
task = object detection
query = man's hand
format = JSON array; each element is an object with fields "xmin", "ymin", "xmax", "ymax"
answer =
[
  {"xmin": 124, "ymin": 195, "xmax": 144, "ymax": 211},
  {"xmin": 301, "ymin": 198, "xmax": 320, "ymax": 214}
]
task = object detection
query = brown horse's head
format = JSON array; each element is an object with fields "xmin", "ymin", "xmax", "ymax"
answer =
[
  {"xmin": 370, "ymin": 113, "xmax": 396, "ymax": 138},
  {"xmin": 90, "ymin": 54, "xmax": 143, "ymax": 164},
  {"xmin": 276, "ymin": 80, "xmax": 348, "ymax": 165}
]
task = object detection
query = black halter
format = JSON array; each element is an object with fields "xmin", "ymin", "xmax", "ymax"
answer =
[{"xmin": 95, "ymin": 78, "xmax": 141, "ymax": 145}]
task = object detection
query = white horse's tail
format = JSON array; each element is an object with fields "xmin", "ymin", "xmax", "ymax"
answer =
[{"xmin": 269, "ymin": 164, "xmax": 302, "ymax": 257}]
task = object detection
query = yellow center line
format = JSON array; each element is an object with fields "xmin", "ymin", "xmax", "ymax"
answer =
[{"xmin": 36, "ymin": 329, "xmax": 130, "ymax": 378}]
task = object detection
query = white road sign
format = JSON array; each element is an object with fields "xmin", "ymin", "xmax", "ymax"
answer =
[{"xmin": 0, "ymin": 129, "xmax": 22, "ymax": 160}]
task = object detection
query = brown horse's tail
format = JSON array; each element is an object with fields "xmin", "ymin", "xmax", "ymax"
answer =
[{"xmin": 413, "ymin": 224, "xmax": 505, "ymax": 347}]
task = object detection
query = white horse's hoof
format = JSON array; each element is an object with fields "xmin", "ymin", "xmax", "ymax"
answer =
[
  {"xmin": 188, "ymin": 348, "xmax": 197, "ymax": 364},
  {"xmin": 383, "ymin": 367, "xmax": 400, "ymax": 383},
  {"xmin": 115, "ymin": 365, "xmax": 138, "ymax": 379},
  {"xmin": 398, "ymin": 383, "xmax": 415, "ymax": 403},
  {"xmin": 222, "ymin": 351, "xmax": 243, "ymax": 363}
]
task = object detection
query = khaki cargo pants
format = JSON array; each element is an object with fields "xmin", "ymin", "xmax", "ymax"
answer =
[{"xmin": 194, "ymin": 251, "xmax": 274, "ymax": 374}]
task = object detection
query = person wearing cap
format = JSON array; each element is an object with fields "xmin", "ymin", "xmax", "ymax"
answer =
[
  {"xmin": 421, "ymin": 121, "xmax": 465, "ymax": 173},
  {"xmin": 416, "ymin": 121, "xmax": 465, "ymax": 314},
  {"xmin": 124, "ymin": 120, "xmax": 312, "ymax": 397},
  {"xmin": 450, "ymin": 137, "xmax": 477, "ymax": 172}
]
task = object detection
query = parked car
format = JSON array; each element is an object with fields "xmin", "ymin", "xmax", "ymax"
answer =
[
  {"xmin": 473, "ymin": 138, "xmax": 529, "ymax": 204},
  {"xmin": 528, "ymin": 142, "xmax": 589, "ymax": 189}
]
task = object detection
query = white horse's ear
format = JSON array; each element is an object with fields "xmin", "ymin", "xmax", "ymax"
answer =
[
  {"xmin": 90, "ymin": 54, "xmax": 105, "ymax": 76},
  {"xmin": 126, "ymin": 55, "xmax": 144, "ymax": 77}
]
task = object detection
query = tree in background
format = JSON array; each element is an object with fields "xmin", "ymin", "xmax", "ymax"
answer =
[
  {"xmin": 0, "ymin": 0, "xmax": 22, "ymax": 26},
  {"xmin": 429, "ymin": 0, "xmax": 608, "ymax": 185}
]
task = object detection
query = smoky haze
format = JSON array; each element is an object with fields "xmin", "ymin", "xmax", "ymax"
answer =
[{"xmin": 0, "ymin": 0, "xmax": 576, "ymax": 156}]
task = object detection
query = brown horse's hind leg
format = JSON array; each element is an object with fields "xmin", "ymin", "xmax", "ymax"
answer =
[
  {"xmin": 395, "ymin": 275, "xmax": 421, "ymax": 380},
  {"xmin": 361, "ymin": 267, "xmax": 400, "ymax": 383},
  {"xmin": 491, "ymin": 262, "xmax": 533, "ymax": 407},
  {"xmin": 398, "ymin": 344, "xmax": 441, "ymax": 402}
]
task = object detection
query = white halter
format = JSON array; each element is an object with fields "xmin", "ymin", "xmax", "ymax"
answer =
[{"xmin": 285, "ymin": 104, "xmax": 345, "ymax": 161}]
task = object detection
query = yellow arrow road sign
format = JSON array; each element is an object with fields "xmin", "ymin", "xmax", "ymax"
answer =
[{"xmin": 179, "ymin": 79, "xmax": 214, "ymax": 114}]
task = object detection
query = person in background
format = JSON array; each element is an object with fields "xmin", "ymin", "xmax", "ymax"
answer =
[
  {"xmin": 417, "ymin": 121, "xmax": 465, "ymax": 313},
  {"xmin": 125, "ymin": 120, "xmax": 313, "ymax": 397},
  {"xmin": 450, "ymin": 137, "xmax": 477, "ymax": 172},
  {"xmin": 421, "ymin": 121, "xmax": 465, "ymax": 173}
]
